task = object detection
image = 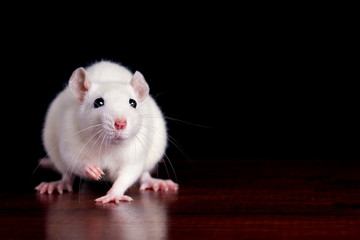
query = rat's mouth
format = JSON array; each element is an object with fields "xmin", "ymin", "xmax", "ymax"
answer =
[{"xmin": 107, "ymin": 130, "xmax": 130, "ymax": 144}]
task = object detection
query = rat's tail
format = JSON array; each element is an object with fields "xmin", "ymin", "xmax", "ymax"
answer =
[{"xmin": 38, "ymin": 157, "xmax": 55, "ymax": 169}]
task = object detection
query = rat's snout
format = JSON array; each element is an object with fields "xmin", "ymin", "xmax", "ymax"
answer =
[{"xmin": 114, "ymin": 118, "xmax": 127, "ymax": 130}]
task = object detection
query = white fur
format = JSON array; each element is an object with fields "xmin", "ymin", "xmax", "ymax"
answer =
[
  {"xmin": 85, "ymin": 60, "xmax": 133, "ymax": 83},
  {"xmin": 42, "ymin": 60, "xmax": 167, "ymax": 197}
]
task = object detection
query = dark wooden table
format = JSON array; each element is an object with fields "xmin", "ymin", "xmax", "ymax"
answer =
[{"xmin": 1, "ymin": 158, "xmax": 360, "ymax": 239}]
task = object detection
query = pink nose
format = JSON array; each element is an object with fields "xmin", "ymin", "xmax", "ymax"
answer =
[{"xmin": 114, "ymin": 119, "xmax": 127, "ymax": 130}]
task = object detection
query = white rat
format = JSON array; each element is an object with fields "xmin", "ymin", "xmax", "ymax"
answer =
[{"xmin": 35, "ymin": 60, "xmax": 178, "ymax": 203}]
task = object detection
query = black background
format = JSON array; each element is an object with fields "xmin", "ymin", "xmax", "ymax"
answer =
[{"xmin": 2, "ymin": 4, "xmax": 358, "ymax": 187}]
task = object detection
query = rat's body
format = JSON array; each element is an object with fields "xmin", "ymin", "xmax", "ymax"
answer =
[{"xmin": 35, "ymin": 60, "xmax": 178, "ymax": 203}]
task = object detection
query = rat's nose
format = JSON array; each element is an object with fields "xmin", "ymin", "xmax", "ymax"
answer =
[{"xmin": 114, "ymin": 118, "xmax": 127, "ymax": 130}]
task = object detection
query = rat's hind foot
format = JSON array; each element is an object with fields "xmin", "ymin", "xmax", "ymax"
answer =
[
  {"xmin": 35, "ymin": 175, "xmax": 74, "ymax": 194},
  {"xmin": 140, "ymin": 172, "xmax": 179, "ymax": 192},
  {"xmin": 35, "ymin": 180, "xmax": 73, "ymax": 194},
  {"xmin": 140, "ymin": 179, "xmax": 179, "ymax": 192}
]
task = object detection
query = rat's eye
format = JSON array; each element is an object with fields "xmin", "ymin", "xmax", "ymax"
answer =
[
  {"xmin": 129, "ymin": 98, "xmax": 137, "ymax": 108},
  {"xmin": 94, "ymin": 98, "xmax": 105, "ymax": 108}
]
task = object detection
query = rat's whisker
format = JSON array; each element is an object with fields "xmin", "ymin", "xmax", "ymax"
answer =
[
  {"xmin": 67, "ymin": 128, "xmax": 103, "ymax": 177},
  {"xmin": 98, "ymin": 130, "xmax": 107, "ymax": 163},
  {"xmin": 32, "ymin": 124, "xmax": 104, "ymax": 176},
  {"xmin": 139, "ymin": 123, "xmax": 194, "ymax": 169},
  {"xmin": 165, "ymin": 116, "xmax": 210, "ymax": 128},
  {"xmin": 135, "ymin": 128, "xmax": 177, "ymax": 181}
]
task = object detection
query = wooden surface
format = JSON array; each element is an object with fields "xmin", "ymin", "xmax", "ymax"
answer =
[{"xmin": 1, "ymin": 158, "xmax": 360, "ymax": 239}]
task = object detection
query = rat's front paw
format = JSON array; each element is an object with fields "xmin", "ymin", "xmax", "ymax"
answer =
[
  {"xmin": 85, "ymin": 163, "xmax": 104, "ymax": 180},
  {"xmin": 95, "ymin": 192, "xmax": 133, "ymax": 204}
]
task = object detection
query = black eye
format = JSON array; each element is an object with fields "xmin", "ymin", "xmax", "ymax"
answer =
[
  {"xmin": 129, "ymin": 98, "xmax": 137, "ymax": 108},
  {"xmin": 94, "ymin": 98, "xmax": 105, "ymax": 108}
]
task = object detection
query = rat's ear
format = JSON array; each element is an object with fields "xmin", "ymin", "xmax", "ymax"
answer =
[
  {"xmin": 69, "ymin": 67, "xmax": 91, "ymax": 102},
  {"xmin": 130, "ymin": 71, "xmax": 149, "ymax": 102}
]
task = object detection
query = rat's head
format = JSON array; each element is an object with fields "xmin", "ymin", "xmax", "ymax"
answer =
[{"xmin": 69, "ymin": 67, "xmax": 149, "ymax": 144}]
